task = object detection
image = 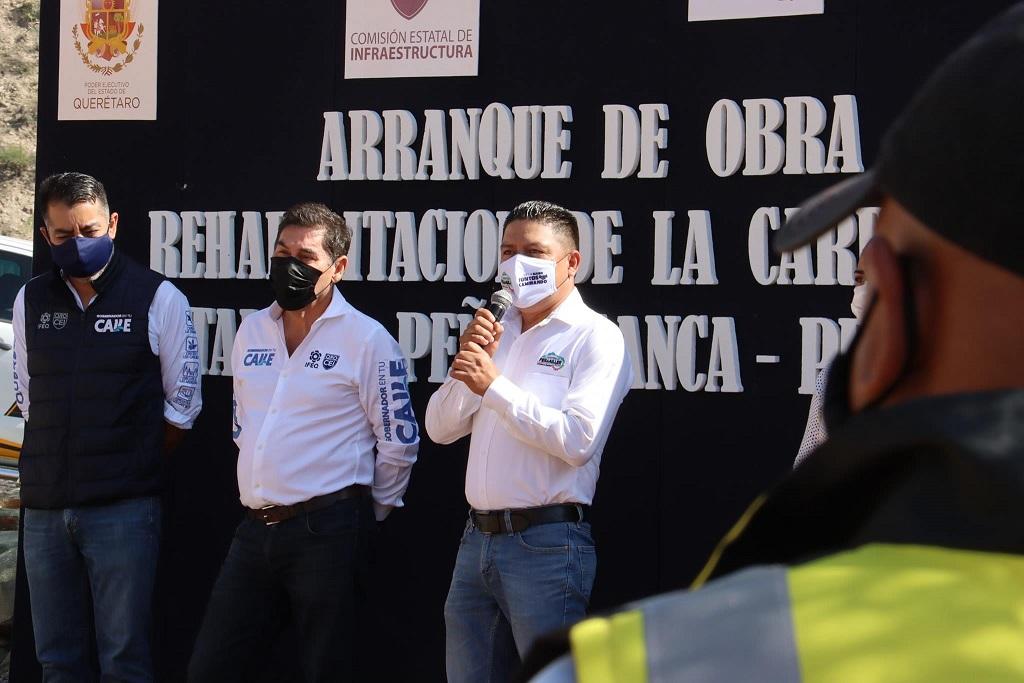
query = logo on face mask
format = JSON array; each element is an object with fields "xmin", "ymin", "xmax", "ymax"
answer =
[
  {"xmin": 93, "ymin": 314, "xmax": 133, "ymax": 333},
  {"xmin": 497, "ymin": 254, "xmax": 561, "ymax": 309}
]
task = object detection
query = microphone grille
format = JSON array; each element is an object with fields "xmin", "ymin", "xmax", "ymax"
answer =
[{"xmin": 490, "ymin": 288, "xmax": 513, "ymax": 308}]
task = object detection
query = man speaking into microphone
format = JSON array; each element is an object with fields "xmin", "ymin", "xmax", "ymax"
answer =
[{"xmin": 425, "ymin": 200, "xmax": 633, "ymax": 682}]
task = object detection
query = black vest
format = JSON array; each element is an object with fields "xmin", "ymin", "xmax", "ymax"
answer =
[{"xmin": 21, "ymin": 250, "xmax": 166, "ymax": 508}]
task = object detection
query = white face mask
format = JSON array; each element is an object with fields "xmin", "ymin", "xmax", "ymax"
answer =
[
  {"xmin": 498, "ymin": 254, "xmax": 566, "ymax": 310},
  {"xmin": 850, "ymin": 283, "xmax": 872, "ymax": 321}
]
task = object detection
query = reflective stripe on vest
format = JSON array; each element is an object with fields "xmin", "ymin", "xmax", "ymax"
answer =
[
  {"xmin": 571, "ymin": 610, "xmax": 648, "ymax": 683},
  {"xmin": 566, "ymin": 544, "xmax": 1024, "ymax": 683}
]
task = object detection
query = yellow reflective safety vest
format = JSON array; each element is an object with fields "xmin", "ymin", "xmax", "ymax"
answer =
[{"xmin": 528, "ymin": 390, "xmax": 1024, "ymax": 683}]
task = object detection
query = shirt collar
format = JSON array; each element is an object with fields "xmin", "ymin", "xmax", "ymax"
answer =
[
  {"xmin": 269, "ymin": 285, "xmax": 351, "ymax": 321},
  {"xmin": 503, "ymin": 288, "xmax": 588, "ymax": 330}
]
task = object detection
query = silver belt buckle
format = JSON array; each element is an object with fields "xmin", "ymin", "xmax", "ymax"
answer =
[{"xmin": 258, "ymin": 504, "xmax": 280, "ymax": 526}]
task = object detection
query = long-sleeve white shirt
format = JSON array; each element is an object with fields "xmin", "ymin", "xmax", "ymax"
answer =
[
  {"xmin": 425, "ymin": 288, "xmax": 632, "ymax": 510},
  {"xmin": 13, "ymin": 277, "xmax": 202, "ymax": 429},
  {"xmin": 231, "ymin": 288, "xmax": 419, "ymax": 520}
]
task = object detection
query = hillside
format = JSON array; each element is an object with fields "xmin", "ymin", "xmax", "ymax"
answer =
[{"xmin": 0, "ymin": 0, "xmax": 39, "ymax": 241}]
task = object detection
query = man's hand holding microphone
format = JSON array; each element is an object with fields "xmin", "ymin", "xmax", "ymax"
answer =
[{"xmin": 451, "ymin": 289, "xmax": 512, "ymax": 396}]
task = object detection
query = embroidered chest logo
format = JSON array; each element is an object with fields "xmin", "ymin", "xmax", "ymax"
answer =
[
  {"xmin": 323, "ymin": 353, "xmax": 339, "ymax": 370},
  {"xmin": 37, "ymin": 312, "xmax": 51, "ymax": 329},
  {"xmin": 94, "ymin": 314, "xmax": 133, "ymax": 333},
  {"xmin": 53, "ymin": 312, "xmax": 69, "ymax": 329},
  {"xmin": 305, "ymin": 349, "xmax": 322, "ymax": 369},
  {"xmin": 537, "ymin": 352, "xmax": 566, "ymax": 371},
  {"xmin": 242, "ymin": 348, "xmax": 276, "ymax": 367}
]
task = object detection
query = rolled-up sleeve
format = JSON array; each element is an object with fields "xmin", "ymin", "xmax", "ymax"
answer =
[{"xmin": 150, "ymin": 281, "xmax": 202, "ymax": 429}]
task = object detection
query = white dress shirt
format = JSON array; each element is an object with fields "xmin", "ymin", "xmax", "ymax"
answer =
[
  {"xmin": 13, "ymin": 276, "xmax": 202, "ymax": 429},
  {"xmin": 425, "ymin": 288, "xmax": 632, "ymax": 510},
  {"xmin": 232, "ymin": 287, "xmax": 419, "ymax": 519},
  {"xmin": 795, "ymin": 364, "xmax": 830, "ymax": 467}
]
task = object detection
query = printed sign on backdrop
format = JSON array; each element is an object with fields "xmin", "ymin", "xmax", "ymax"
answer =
[
  {"xmin": 345, "ymin": 0, "xmax": 479, "ymax": 79},
  {"xmin": 57, "ymin": 0, "xmax": 158, "ymax": 120},
  {"xmin": 688, "ymin": 0, "xmax": 823, "ymax": 22}
]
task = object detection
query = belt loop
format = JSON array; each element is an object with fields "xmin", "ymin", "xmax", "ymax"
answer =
[
  {"xmin": 503, "ymin": 509, "xmax": 513, "ymax": 536},
  {"xmin": 575, "ymin": 503, "xmax": 583, "ymax": 526}
]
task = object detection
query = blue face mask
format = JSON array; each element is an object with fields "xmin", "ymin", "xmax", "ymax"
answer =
[{"xmin": 50, "ymin": 232, "xmax": 114, "ymax": 278}]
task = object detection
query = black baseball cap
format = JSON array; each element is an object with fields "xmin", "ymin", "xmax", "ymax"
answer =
[{"xmin": 774, "ymin": 3, "xmax": 1024, "ymax": 278}]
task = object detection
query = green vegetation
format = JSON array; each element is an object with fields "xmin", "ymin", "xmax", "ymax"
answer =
[
  {"xmin": 9, "ymin": 1, "xmax": 40, "ymax": 29},
  {"xmin": 0, "ymin": 144, "xmax": 33, "ymax": 181}
]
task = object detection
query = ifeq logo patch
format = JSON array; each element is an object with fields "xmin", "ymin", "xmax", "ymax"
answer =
[{"xmin": 537, "ymin": 352, "xmax": 566, "ymax": 371}]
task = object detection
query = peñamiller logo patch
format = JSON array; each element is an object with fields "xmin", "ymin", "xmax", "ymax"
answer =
[
  {"xmin": 537, "ymin": 352, "xmax": 566, "ymax": 371},
  {"xmin": 345, "ymin": 0, "xmax": 479, "ymax": 79},
  {"xmin": 688, "ymin": 0, "xmax": 823, "ymax": 22}
]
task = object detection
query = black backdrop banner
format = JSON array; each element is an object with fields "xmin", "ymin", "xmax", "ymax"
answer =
[{"xmin": 18, "ymin": 1, "xmax": 1015, "ymax": 680}]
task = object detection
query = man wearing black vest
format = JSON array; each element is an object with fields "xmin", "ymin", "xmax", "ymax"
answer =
[{"xmin": 13, "ymin": 172, "xmax": 202, "ymax": 682}]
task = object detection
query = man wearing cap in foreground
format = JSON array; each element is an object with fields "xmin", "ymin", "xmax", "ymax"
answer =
[{"xmin": 523, "ymin": 5, "xmax": 1024, "ymax": 682}]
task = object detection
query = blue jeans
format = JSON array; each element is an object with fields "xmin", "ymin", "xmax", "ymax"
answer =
[
  {"xmin": 23, "ymin": 497, "xmax": 162, "ymax": 683},
  {"xmin": 187, "ymin": 496, "xmax": 373, "ymax": 683},
  {"xmin": 444, "ymin": 518, "xmax": 597, "ymax": 683}
]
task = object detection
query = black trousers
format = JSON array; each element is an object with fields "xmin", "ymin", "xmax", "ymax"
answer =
[{"xmin": 188, "ymin": 496, "xmax": 374, "ymax": 683}]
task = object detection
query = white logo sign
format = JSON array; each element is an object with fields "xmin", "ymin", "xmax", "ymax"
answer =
[
  {"xmin": 58, "ymin": 0, "xmax": 159, "ymax": 120},
  {"xmin": 688, "ymin": 0, "xmax": 823, "ymax": 22},
  {"xmin": 344, "ymin": 0, "xmax": 479, "ymax": 79}
]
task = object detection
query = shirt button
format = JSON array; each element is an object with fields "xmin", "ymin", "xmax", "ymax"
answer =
[{"xmin": 270, "ymin": 408, "xmax": 278, "ymax": 414}]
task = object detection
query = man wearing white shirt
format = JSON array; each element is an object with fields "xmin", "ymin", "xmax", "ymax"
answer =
[
  {"xmin": 15, "ymin": 172, "xmax": 202, "ymax": 682},
  {"xmin": 425, "ymin": 200, "xmax": 633, "ymax": 683},
  {"xmin": 188, "ymin": 202, "xmax": 419, "ymax": 683}
]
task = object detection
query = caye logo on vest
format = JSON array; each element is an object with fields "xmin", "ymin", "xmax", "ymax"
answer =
[
  {"xmin": 537, "ymin": 352, "xmax": 566, "ymax": 371},
  {"xmin": 53, "ymin": 312, "xmax": 69, "ymax": 330},
  {"xmin": 94, "ymin": 313, "xmax": 133, "ymax": 333},
  {"xmin": 243, "ymin": 348, "xmax": 276, "ymax": 367}
]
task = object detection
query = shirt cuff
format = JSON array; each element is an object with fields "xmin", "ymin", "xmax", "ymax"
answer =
[
  {"xmin": 163, "ymin": 402, "xmax": 195, "ymax": 429},
  {"xmin": 481, "ymin": 374, "xmax": 521, "ymax": 415}
]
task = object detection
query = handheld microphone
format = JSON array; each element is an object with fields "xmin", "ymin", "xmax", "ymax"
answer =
[{"xmin": 483, "ymin": 288, "xmax": 513, "ymax": 322}]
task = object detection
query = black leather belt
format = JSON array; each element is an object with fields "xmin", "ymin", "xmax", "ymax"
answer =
[
  {"xmin": 247, "ymin": 484, "xmax": 369, "ymax": 525},
  {"xmin": 471, "ymin": 503, "xmax": 588, "ymax": 534}
]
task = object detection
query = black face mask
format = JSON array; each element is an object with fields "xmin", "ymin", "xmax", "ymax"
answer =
[
  {"xmin": 270, "ymin": 256, "xmax": 325, "ymax": 311},
  {"xmin": 823, "ymin": 260, "xmax": 918, "ymax": 433}
]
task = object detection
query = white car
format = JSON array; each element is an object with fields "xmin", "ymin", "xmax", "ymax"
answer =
[{"xmin": 0, "ymin": 236, "xmax": 32, "ymax": 476}]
